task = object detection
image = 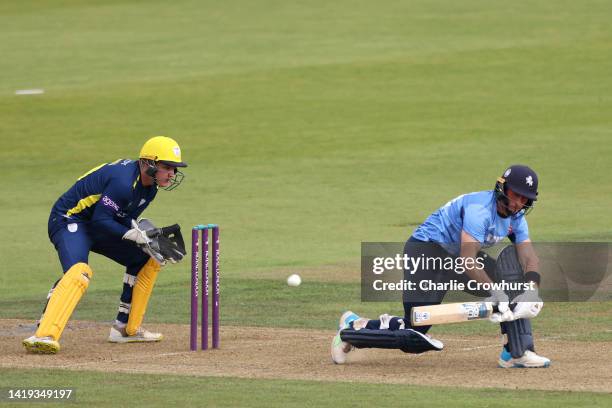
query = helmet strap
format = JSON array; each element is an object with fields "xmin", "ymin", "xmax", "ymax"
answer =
[
  {"xmin": 140, "ymin": 159, "xmax": 184, "ymax": 191},
  {"xmin": 494, "ymin": 178, "xmax": 509, "ymax": 217},
  {"xmin": 495, "ymin": 180, "xmax": 533, "ymax": 219},
  {"xmin": 140, "ymin": 159, "xmax": 158, "ymax": 178}
]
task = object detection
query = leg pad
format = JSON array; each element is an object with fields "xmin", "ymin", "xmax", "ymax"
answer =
[
  {"xmin": 340, "ymin": 328, "xmax": 444, "ymax": 354},
  {"xmin": 126, "ymin": 258, "xmax": 161, "ymax": 336},
  {"xmin": 36, "ymin": 263, "xmax": 93, "ymax": 341},
  {"xmin": 502, "ymin": 318, "xmax": 534, "ymax": 358}
]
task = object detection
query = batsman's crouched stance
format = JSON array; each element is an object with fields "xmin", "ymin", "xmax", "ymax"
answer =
[
  {"xmin": 23, "ymin": 136, "xmax": 187, "ymax": 354},
  {"xmin": 332, "ymin": 165, "xmax": 550, "ymax": 368}
]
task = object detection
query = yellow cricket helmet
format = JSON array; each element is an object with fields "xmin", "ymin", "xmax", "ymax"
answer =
[{"xmin": 139, "ymin": 136, "xmax": 187, "ymax": 167}]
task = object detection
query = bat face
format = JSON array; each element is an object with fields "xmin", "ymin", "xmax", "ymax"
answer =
[{"xmin": 411, "ymin": 302, "xmax": 493, "ymax": 326}]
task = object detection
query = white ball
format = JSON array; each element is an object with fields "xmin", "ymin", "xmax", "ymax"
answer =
[{"xmin": 287, "ymin": 274, "xmax": 302, "ymax": 287}]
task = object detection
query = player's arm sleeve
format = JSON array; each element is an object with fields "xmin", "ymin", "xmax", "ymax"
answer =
[
  {"xmin": 461, "ymin": 205, "xmax": 487, "ymax": 243},
  {"xmin": 131, "ymin": 203, "xmax": 151, "ymax": 222},
  {"xmin": 512, "ymin": 217, "xmax": 530, "ymax": 243},
  {"xmin": 117, "ymin": 216, "xmax": 133, "ymax": 229},
  {"xmin": 90, "ymin": 182, "xmax": 131, "ymax": 238}
]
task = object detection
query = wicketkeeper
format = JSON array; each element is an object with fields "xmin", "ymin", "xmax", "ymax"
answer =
[
  {"xmin": 23, "ymin": 136, "xmax": 187, "ymax": 354},
  {"xmin": 332, "ymin": 165, "xmax": 550, "ymax": 368}
]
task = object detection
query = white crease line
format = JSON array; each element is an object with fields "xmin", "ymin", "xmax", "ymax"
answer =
[
  {"xmin": 456, "ymin": 344, "xmax": 499, "ymax": 351},
  {"xmin": 442, "ymin": 337, "xmax": 491, "ymax": 342},
  {"xmin": 65, "ymin": 351, "xmax": 193, "ymax": 368}
]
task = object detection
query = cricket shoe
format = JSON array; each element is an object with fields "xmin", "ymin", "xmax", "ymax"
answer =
[
  {"xmin": 23, "ymin": 335, "xmax": 60, "ymax": 354},
  {"xmin": 108, "ymin": 325, "xmax": 163, "ymax": 343},
  {"xmin": 331, "ymin": 311, "xmax": 361, "ymax": 364},
  {"xmin": 498, "ymin": 349, "xmax": 550, "ymax": 368}
]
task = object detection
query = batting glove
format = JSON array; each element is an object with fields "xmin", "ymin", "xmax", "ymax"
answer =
[
  {"xmin": 485, "ymin": 289, "xmax": 513, "ymax": 323},
  {"xmin": 484, "ymin": 289, "xmax": 510, "ymax": 313},
  {"xmin": 510, "ymin": 287, "xmax": 543, "ymax": 320}
]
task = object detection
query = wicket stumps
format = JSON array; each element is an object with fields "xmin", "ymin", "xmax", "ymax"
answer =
[{"xmin": 191, "ymin": 224, "xmax": 220, "ymax": 351}]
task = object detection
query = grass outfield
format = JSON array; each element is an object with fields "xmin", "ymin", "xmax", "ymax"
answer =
[
  {"xmin": 1, "ymin": 279, "xmax": 611, "ymax": 341},
  {"xmin": 2, "ymin": 0, "xmax": 611, "ymax": 295},
  {"xmin": 1, "ymin": 369, "xmax": 611, "ymax": 408},
  {"xmin": 0, "ymin": 0, "xmax": 610, "ymax": 404}
]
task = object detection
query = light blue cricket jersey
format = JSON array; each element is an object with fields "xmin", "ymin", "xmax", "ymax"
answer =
[{"xmin": 412, "ymin": 191, "xmax": 529, "ymax": 253}]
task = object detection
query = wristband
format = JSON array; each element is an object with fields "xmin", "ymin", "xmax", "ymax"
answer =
[{"xmin": 524, "ymin": 271, "xmax": 541, "ymax": 286}]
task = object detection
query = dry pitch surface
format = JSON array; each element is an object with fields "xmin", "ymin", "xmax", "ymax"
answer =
[{"xmin": 1, "ymin": 319, "xmax": 610, "ymax": 393}]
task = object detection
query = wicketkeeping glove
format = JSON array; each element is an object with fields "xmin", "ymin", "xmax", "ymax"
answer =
[
  {"xmin": 148, "ymin": 225, "xmax": 186, "ymax": 264},
  {"xmin": 136, "ymin": 219, "xmax": 186, "ymax": 265},
  {"xmin": 123, "ymin": 219, "xmax": 152, "ymax": 245}
]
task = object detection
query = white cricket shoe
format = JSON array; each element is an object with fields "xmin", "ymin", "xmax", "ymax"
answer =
[
  {"xmin": 331, "ymin": 311, "xmax": 361, "ymax": 364},
  {"xmin": 108, "ymin": 325, "xmax": 163, "ymax": 343},
  {"xmin": 499, "ymin": 349, "xmax": 550, "ymax": 368},
  {"xmin": 23, "ymin": 335, "xmax": 60, "ymax": 354}
]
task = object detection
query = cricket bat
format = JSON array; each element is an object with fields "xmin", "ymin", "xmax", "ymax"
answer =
[{"xmin": 410, "ymin": 302, "xmax": 494, "ymax": 326}]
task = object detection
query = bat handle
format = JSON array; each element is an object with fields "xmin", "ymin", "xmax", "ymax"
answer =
[{"xmin": 491, "ymin": 303, "xmax": 517, "ymax": 314}]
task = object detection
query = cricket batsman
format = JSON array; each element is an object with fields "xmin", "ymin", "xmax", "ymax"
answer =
[
  {"xmin": 23, "ymin": 136, "xmax": 187, "ymax": 354},
  {"xmin": 332, "ymin": 165, "xmax": 550, "ymax": 368}
]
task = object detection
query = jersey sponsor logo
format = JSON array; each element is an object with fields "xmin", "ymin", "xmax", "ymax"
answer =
[
  {"xmin": 484, "ymin": 232, "xmax": 506, "ymax": 246},
  {"xmin": 102, "ymin": 195, "xmax": 120, "ymax": 211},
  {"xmin": 138, "ymin": 198, "xmax": 147, "ymax": 207},
  {"xmin": 67, "ymin": 223, "xmax": 78, "ymax": 233}
]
